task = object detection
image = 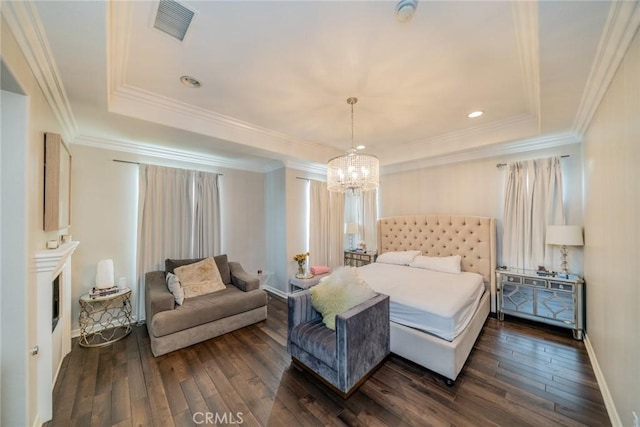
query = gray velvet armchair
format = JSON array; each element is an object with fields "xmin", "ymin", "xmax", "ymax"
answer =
[{"xmin": 287, "ymin": 291, "xmax": 390, "ymax": 397}]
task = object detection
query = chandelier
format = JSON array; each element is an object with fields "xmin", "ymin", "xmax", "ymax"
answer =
[{"xmin": 327, "ymin": 97, "xmax": 380, "ymax": 193}]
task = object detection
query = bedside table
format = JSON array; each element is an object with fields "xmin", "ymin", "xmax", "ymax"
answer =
[
  {"xmin": 344, "ymin": 251, "xmax": 376, "ymax": 267},
  {"xmin": 496, "ymin": 268, "xmax": 584, "ymax": 340}
]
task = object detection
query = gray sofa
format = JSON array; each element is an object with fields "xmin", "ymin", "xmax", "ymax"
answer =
[{"xmin": 145, "ymin": 254, "xmax": 268, "ymax": 357}]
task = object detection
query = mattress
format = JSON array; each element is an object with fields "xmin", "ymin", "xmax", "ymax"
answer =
[{"xmin": 357, "ymin": 263, "xmax": 485, "ymax": 341}]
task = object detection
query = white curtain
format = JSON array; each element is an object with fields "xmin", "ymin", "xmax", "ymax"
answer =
[
  {"xmin": 362, "ymin": 190, "xmax": 378, "ymax": 253},
  {"xmin": 309, "ymin": 180, "xmax": 329, "ymax": 266},
  {"xmin": 137, "ymin": 165, "xmax": 222, "ymax": 320},
  {"xmin": 136, "ymin": 165, "xmax": 194, "ymax": 320},
  {"xmin": 502, "ymin": 157, "xmax": 564, "ymax": 269},
  {"xmin": 194, "ymin": 171, "xmax": 221, "ymax": 257},
  {"xmin": 328, "ymin": 191, "xmax": 345, "ymax": 269}
]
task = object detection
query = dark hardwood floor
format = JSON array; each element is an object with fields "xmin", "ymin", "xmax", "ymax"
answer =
[{"xmin": 47, "ymin": 294, "xmax": 610, "ymax": 426}]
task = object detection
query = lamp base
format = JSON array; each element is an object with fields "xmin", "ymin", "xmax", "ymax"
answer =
[{"xmin": 559, "ymin": 245, "xmax": 569, "ymax": 275}]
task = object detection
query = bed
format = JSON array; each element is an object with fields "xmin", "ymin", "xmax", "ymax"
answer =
[{"xmin": 360, "ymin": 215, "xmax": 496, "ymax": 384}]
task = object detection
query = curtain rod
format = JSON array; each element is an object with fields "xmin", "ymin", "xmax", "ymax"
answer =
[
  {"xmin": 496, "ymin": 154, "xmax": 570, "ymax": 168},
  {"xmin": 113, "ymin": 159, "xmax": 223, "ymax": 175}
]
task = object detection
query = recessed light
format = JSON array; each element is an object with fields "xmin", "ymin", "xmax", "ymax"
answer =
[
  {"xmin": 180, "ymin": 75, "xmax": 201, "ymax": 88},
  {"xmin": 468, "ymin": 111, "xmax": 483, "ymax": 118},
  {"xmin": 356, "ymin": 145, "xmax": 366, "ymax": 150}
]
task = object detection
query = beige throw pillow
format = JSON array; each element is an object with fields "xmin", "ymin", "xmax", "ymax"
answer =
[{"xmin": 174, "ymin": 257, "xmax": 226, "ymax": 298}]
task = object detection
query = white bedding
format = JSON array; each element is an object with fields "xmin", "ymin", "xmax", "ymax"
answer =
[{"xmin": 358, "ymin": 262, "xmax": 485, "ymax": 341}]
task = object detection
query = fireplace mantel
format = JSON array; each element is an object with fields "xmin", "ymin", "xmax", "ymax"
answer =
[{"xmin": 34, "ymin": 241, "xmax": 78, "ymax": 423}]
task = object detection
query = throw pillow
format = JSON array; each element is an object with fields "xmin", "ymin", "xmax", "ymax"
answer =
[
  {"xmin": 409, "ymin": 254, "xmax": 462, "ymax": 274},
  {"xmin": 376, "ymin": 250, "xmax": 422, "ymax": 266},
  {"xmin": 174, "ymin": 257, "xmax": 226, "ymax": 298},
  {"xmin": 165, "ymin": 272, "xmax": 185, "ymax": 305},
  {"xmin": 310, "ymin": 267, "xmax": 376, "ymax": 330}
]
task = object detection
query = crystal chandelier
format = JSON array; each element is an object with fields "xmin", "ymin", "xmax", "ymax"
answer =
[{"xmin": 327, "ymin": 97, "xmax": 379, "ymax": 193}]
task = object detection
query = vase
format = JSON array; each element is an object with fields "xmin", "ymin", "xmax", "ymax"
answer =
[{"xmin": 297, "ymin": 261, "xmax": 305, "ymax": 276}]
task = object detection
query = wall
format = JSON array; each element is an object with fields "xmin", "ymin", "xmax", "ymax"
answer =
[
  {"xmin": 582, "ymin": 28, "xmax": 640, "ymax": 427},
  {"xmin": 379, "ymin": 143, "xmax": 585, "ymax": 274},
  {"xmin": 1, "ymin": 17, "xmax": 66, "ymax": 427},
  {"xmin": 264, "ymin": 168, "xmax": 287, "ymax": 291},
  {"xmin": 70, "ymin": 144, "xmax": 266, "ymax": 329}
]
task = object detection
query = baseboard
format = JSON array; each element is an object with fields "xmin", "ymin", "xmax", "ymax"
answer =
[
  {"xmin": 584, "ymin": 333, "xmax": 622, "ymax": 427},
  {"xmin": 261, "ymin": 284, "xmax": 288, "ymax": 299}
]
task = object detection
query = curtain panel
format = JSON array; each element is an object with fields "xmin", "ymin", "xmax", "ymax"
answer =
[
  {"xmin": 136, "ymin": 165, "xmax": 220, "ymax": 320},
  {"xmin": 502, "ymin": 157, "xmax": 564, "ymax": 270},
  {"xmin": 309, "ymin": 180, "xmax": 330, "ymax": 267}
]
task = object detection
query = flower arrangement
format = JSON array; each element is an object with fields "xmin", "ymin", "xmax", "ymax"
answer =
[
  {"xmin": 293, "ymin": 252, "xmax": 310, "ymax": 277},
  {"xmin": 293, "ymin": 252, "xmax": 309, "ymax": 263}
]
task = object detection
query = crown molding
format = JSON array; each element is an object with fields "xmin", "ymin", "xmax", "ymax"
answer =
[
  {"xmin": 109, "ymin": 84, "xmax": 340, "ymax": 164},
  {"xmin": 382, "ymin": 131, "xmax": 581, "ymax": 175},
  {"xmin": 73, "ymin": 134, "xmax": 280, "ymax": 173},
  {"xmin": 2, "ymin": 0, "xmax": 78, "ymax": 140},
  {"xmin": 283, "ymin": 160, "xmax": 327, "ymax": 176},
  {"xmin": 512, "ymin": 0, "xmax": 541, "ymax": 129},
  {"xmin": 573, "ymin": 1, "xmax": 640, "ymax": 135},
  {"xmin": 377, "ymin": 113, "xmax": 538, "ymax": 165}
]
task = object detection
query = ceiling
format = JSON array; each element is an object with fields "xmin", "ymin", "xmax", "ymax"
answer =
[{"xmin": 10, "ymin": 1, "xmax": 623, "ymax": 173}]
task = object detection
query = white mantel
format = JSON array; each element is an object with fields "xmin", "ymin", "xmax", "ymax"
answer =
[{"xmin": 34, "ymin": 241, "xmax": 79, "ymax": 423}]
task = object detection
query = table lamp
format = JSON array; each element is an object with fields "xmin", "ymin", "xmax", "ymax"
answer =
[
  {"xmin": 546, "ymin": 225, "xmax": 583, "ymax": 275},
  {"xmin": 345, "ymin": 222, "xmax": 359, "ymax": 250}
]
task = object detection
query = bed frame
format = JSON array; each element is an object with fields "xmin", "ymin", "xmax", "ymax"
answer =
[{"xmin": 376, "ymin": 215, "xmax": 496, "ymax": 383}]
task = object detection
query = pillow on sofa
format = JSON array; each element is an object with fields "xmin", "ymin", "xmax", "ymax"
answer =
[
  {"xmin": 310, "ymin": 267, "xmax": 376, "ymax": 330},
  {"xmin": 376, "ymin": 250, "xmax": 421, "ymax": 266},
  {"xmin": 165, "ymin": 272, "xmax": 185, "ymax": 305},
  {"xmin": 165, "ymin": 254, "xmax": 231, "ymax": 285},
  {"xmin": 409, "ymin": 254, "xmax": 461, "ymax": 274},
  {"xmin": 174, "ymin": 257, "xmax": 226, "ymax": 298}
]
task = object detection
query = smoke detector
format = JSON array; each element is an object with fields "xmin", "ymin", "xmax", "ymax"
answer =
[{"xmin": 395, "ymin": 0, "xmax": 418, "ymax": 23}]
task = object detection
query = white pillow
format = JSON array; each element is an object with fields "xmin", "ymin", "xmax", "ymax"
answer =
[
  {"xmin": 376, "ymin": 250, "xmax": 422, "ymax": 266},
  {"xmin": 165, "ymin": 272, "xmax": 185, "ymax": 305},
  {"xmin": 409, "ymin": 255, "xmax": 462, "ymax": 274}
]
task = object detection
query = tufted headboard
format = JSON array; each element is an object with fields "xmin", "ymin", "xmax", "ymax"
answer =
[{"xmin": 377, "ymin": 215, "xmax": 497, "ymax": 309}]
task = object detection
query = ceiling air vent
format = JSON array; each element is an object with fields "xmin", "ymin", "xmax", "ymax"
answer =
[{"xmin": 153, "ymin": 0, "xmax": 195, "ymax": 42}]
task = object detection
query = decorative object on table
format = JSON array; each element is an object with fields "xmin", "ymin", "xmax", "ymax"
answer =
[
  {"xmin": 61, "ymin": 234, "xmax": 72, "ymax": 243},
  {"xmin": 95, "ymin": 259, "xmax": 115, "ymax": 289},
  {"xmin": 293, "ymin": 252, "xmax": 311, "ymax": 279},
  {"xmin": 46, "ymin": 239, "xmax": 59, "ymax": 249},
  {"xmin": 326, "ymin": 97, "xmax": 379, "ymax": 193},
  {"xmin": 345, "ymin": 222, "xmax": 358, "ymax": 250},
  {"xmin": 357, "ymin": 240, "xmax": 367, "ymax": 252},
  {"xmin": 310, "ymin": 265, "xmax": 330, "ymax": 275},
  {"xmin": 546, "ymin": 225, "xmax": 584, "ymax": 275}
]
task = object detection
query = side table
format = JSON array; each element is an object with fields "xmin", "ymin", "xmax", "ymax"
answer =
[
  {"xmin": 289, "ymin": 273, "xmax": 330, "ymax": 293},
  {"xmin": 79, "ymin": 288, "xmax": 133, "ymax": 347}
]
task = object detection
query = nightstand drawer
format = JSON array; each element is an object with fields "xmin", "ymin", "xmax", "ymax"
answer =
[
  {"xmin": 549, "ymin": 281, "xmax": 574, "ymax": 292},
  {"xmin": 504, "ymin": 275, "xmax": 522, "ymax": 284},
  {"xmin": 524, "ymin": 277, "xmax": 547, "ymax": 287}
]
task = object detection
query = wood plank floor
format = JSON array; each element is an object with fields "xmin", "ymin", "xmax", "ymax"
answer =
[{"xmin": 47, "ymin": 294, "xmax": 610, "ymax": 426}]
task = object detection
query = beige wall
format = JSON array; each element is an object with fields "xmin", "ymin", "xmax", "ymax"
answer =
[
  {"xmin": 380, "ymin": 143, "xmax": 585, "ymax": 274},
  {"xmin": 70, "ymin": 144, "xmax": 266, "ymax": 328},
  {"xmin": 1, "ymin": 17, "xmax": 66, "ymax": 426},
  {"xmin": 583, "ymin": 28, "xmax": 640, "ymax": 426}
]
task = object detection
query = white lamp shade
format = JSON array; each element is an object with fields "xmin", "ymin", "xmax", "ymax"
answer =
[
  {"xmin": 345, "ymin": 222, "xmax": 359, "ymax": 234},
  {"xmin": 546, "ymin": 225, "xmax": 584, "ymax": 246}
]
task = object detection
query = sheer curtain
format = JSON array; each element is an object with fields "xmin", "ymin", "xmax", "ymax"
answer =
[
  {"xmin": 502, "ymin": 157, "xmax": 564, "ymax": 269},
  {"xmin": 193, "ymin": 171, "xmax": 221, "ymax": 257},
  {"xmin": 309, "ymin": 180, "xmax": 329, "ymax": 266},
  {"xmin": 136, "ymin": 165, "xmax": 194, "ymax": 320}
]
